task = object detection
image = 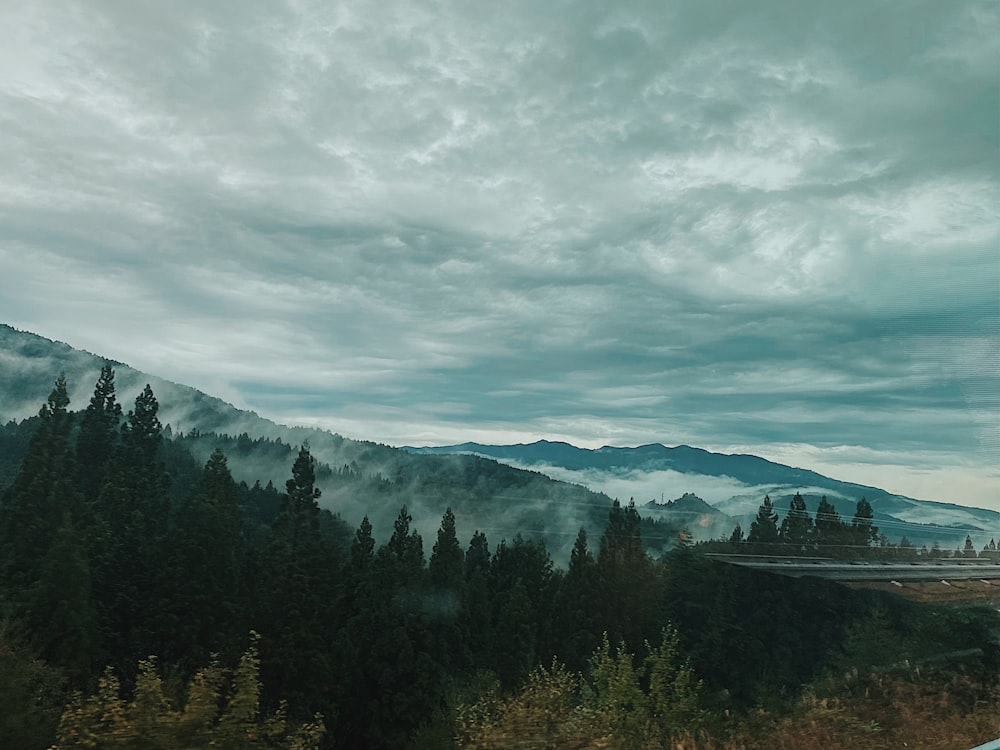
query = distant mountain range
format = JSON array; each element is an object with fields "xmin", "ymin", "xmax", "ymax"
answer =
[
  {"xmin": 405, "ymin": 441, "xmax": 999, "ymax": 550},
  {"xmin": 2, "ymin": 324, "xmax": 996, "ymax": 554}
]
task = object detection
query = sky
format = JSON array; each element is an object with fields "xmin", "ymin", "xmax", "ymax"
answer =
[{"xmin": 0, "ymin": 0, "xmax": 997, "ymax": 509}]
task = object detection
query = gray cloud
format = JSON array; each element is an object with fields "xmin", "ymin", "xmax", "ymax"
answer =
[{"xmin": 1, "ymin": 0, "xmax": 996, "ymax": 508}]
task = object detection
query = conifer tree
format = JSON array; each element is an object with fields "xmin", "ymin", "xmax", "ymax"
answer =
[
  {"xmin": 464, "ymin": 530, "xmax": 492, "ymax": 668},
  {"xmin": 849, "ymin": 497, "xmax": 879, "ymax": 556},
  {"xmin": 557, "ymin": 528, "xmax": 600, "ymax": 669},
  {"xmin": 158, "ymin": 449, "xmax": 246, "ymax": 671},
  {"xmin": 273, "ymin": 445, "xmax": 321, "ymax": 554},
  {"xmin": 814, "ymin": 496, "xmax": 847, "ymax": 556},
  {"xmin": 429, "ymin": 507, "xmax": 464, "ymax": 591},
  {"xmin": 75, "ymin": 364, "xmax": 121, "ymax": 503},
  {"xmin": 747, "ymin": 495, "xmax": 779, "ymax": 553},
  {"xmin": 349, "ymin": 515, "xmax": 375, "ymax": 574},
  {"xmin": 597, "ymin": 500, "xmax": 654, "ymax": 650},
  {"xmin": 0, "ymin": 375, "xmax": 80, "ymax": 614},
  {"xmin": 779, "ymin": 493, "xmax": 813, "ymax": 555},
  {"xmin": 92, "ymin": 384, "xmax": 170, "ymax": 678}
]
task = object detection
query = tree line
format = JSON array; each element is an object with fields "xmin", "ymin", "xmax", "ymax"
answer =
[{"xmin": 1, "ymin": 370, "xmax": 996, "ymax": 749}]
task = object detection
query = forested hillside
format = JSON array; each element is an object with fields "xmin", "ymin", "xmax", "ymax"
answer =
[{"xmin": 1, "ymin": 371, "xmax": 997, "ymax": 749}]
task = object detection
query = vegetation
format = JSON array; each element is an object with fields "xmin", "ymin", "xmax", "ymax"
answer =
[{"xmin": 0, "ymin": 371, "xmax": 996, "ymax": 749}]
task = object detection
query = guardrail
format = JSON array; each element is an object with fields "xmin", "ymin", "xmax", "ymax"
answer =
[{"xmin": 704, "ymin": 553, "xmax": 1000, "ymax": 582}]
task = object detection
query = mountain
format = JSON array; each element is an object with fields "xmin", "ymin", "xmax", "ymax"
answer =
[
  {"xmin": 643, "ymin": 492, "xmax": 735, "ymax": 541},
  {"xmin": 4, "ymin": 323, "xmax": 996, "ymax": 553},
  {"xmin": 0, "ymin": 325, "xmax": 618, "ymax": 561},
  {"xmin": 404, "ymin": 441, "xmax": 999, "ymax": 549}
]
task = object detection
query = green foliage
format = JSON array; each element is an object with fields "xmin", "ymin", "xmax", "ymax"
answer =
[
  {"xmin": 747, "ymin": 494, "xmax": 779, "ymax": 551},
  {"xmin": 587, "ymin": 633, "xmax": 647, "ymax": 748},
  {"xmin": 50, "ymin": 636, "xmax": 324, "ymax": 749},
  {"xmin": 850, "ymin": 497, "xmax": 879, "ymax": 556},
  {"xmin": 815, "ymin": 495, "xmax": 848, "ymax": 556},
  {"xmin": 779, "ymin": 492, "xmax": 813, "ymax": 554},
  {"xmin": 2, "ymin": 372, "xmax": 993, "ymax": 750},
  {"xmin": 0, "ymin": 623, "xmax": 66, "ymax": 750}
]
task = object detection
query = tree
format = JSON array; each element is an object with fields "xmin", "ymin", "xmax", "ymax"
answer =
[
  {"xmin": 91, "ymin": 384, "xmax": 171, "ymax": 679},
  {"xmin": 963, "ymin": 535, "xmax": 977, "ymax": 558},
  {"xmin": 779, "ymin": 493, "xmax": 813, "ymax": 555},
  {"xmin": 814, "ymin": 496, "xmax": 847, "ymax": 556},
  {"xmin": 428, "ymin": 507, "xmax": 468, "ymax": 672},
  {"xmin": 465, "ymin": 530, "xmax": 492, "ymax": 669},
  {"xmin": 349, "ymin": 515, "xmax": 375, "ymax": 574},
  {"xmin": 597, "ymin": 499, "xmax": 655, "ymax": 650},
  {"xmin": 0, "ymin": 374, "xmax": 78, "ymax": 594},
  {"xmin": 75, "ymin": 364, "xmax": 122, "ymax": 503},
  {"xmin": 50, "ymin": 636, "xmax": 325, "ymax": 749},
  {"xmin": 273, "ymin": 445, "xmax": 322, "ymax": 554},
  {"xmin": 258, "ymin": 446, "xmax": 334, "ymax": 721},
  {"xmin": 728, "ymin": 523, "xmax": 744, "ymax": 545},
  {"xmin": 849, "ymin": 497, "xmax": 879, "ymax": 556},
  {"xmin": 429, "ymin": 507, "xmax": 464, "ymax": 591},
  {"xmin": 27, "ymin": 514, "xmax": 99, "ymax": 683},
  {"xmin": 556, "ymin": 528, "xmax": 600, "ymax": 669},
  {"xmin": 747, "ymin": 495, "xmax": 779, "ymax": 552},
  {"xmin": 157, "ymin": 449, "xmax": 246, "ymax": 672}
]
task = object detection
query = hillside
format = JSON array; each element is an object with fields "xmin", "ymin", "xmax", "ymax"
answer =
[
  {"xmin": 0, "ymin": 325, "xmax": 620, "ymax": 559},
  {"xmin": 2, "ymin": 324, "xmax": 995, "ymax": 552},
  {"xmin": 406, "ymin": 441, "xmax": 999, "ymax": 549}
]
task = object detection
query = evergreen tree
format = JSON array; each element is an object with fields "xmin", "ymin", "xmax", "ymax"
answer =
[
  {"xmin": 273, "ymin": 445, "xmax": 322, "ymax": 554},
  {"xmin": 0, "ymin": 374, "xmax": 86, "ymax": 664},
  {"xmin": 27, "ymin": 514, "xmax": 99, "ymax": 684},
  {"xmin": 91, "ymin": 384, "xmax": 171, "ymax": 679},
  {"xmin": 728, "ymin": 523, "xmax": 744, "ymax": 546},
  {"xmin": 157, "ymin": 449, "xmax": 246, "ymax": 672},
  {"xmin": 778, "ymin": 493, "xmax": 813, "ymax": 555},
  {"xmin": 429, "ymin": 507, "xmax": 464, "ymax": 591},
  {"xmin": 849, "ymin": 497, "xmax": 879, "ymax": 556},
  {"xmin": 814, "ymin": 496, "xmax": 847, "ymax": 556},
  {"xmin": 556, "ymin": 528, "xmax": 600, "ymax": 669},
  {"xmin": 349, "ymin": 515, "xmax": 375, "ymax": 574},
  {"xmin": 464, "ymin": 530, "xmax": 492, "ymax": 669},
  {"xmin": 75, "ymin": 364, "xmax": 121, "ymax": 503},
  {"xmin": 963, "ymin": 534, "xmax": 977, "ymax": 558},
  {"xmin": 258, "ymin": 446, "xmax": 334, "ymax": 722},
  {"xmin": 596, "ymin": 499, "xmax": 655, "ymax": 652},
  {"xmin": 428, "ymin": 507, "xmax": 468, "ymax": 672},
  {"xmin": 746, "ymin": 495, "xmax": 779, "ymax": 553}
]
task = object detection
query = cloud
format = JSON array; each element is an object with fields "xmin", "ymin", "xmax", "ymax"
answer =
[{"xmin": 0, "ymin": 0, "xmax": 996, "ymax": 509}]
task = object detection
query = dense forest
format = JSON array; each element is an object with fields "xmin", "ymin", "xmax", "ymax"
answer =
[{"xmin": 1, "ymin": 370, "xmax": 997, "ymax": 749}]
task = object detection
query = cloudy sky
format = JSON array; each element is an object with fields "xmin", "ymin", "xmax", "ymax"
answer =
[{"xmin": 1, "ymin": 0, "xmax": 997, "ymax": 508}]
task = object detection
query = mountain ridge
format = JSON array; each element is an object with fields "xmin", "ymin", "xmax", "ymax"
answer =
[
  {"xmin": 3, "ymin": 324, "xmax": 996, "ymax": 551},
  {"xmin": 404, "ymin": 440, "xmax": 999, "ymax": 542}
]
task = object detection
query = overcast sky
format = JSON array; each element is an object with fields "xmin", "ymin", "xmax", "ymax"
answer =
[{"xmin": 1, "ymin": 0, "xmax": 997, "ymax": 508}]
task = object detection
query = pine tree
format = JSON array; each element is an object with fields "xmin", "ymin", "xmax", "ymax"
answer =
[
  {"xmin": 91, "ymin": 384, "xmax": 171, "ymax": 679},
  {"xmin": 728, "ymin": 523, "xmax": 744, "ymax": 546},
  {"xmin": 273, "ymin": 445, "xmax": 321, "ymax": 554},
  {"xmin": 27, "ymin": 514, "xmax": 99, "ymax": 684},
  {"xmin": 849, "ymin": 497, "xmax": 879, "ymax": 556},
  {"xmin": 747, "ymin": 495, "xmax": 779, "ymax": 553},
  {"xmin": 0, "ymin": 375, "xmax": 80, "ymax": 614},
  {"xmin": 963, "ymin": 534, "xmax": 977, "ymax": 558},
  {"xmin": 596, "ymin": 499, "xmax": 655, "ymax": 652},
  {"xmin": 158, "ymin": 449, "xmax": 246, "ymax": 671},
  {"xmin": 428, "ymin": 507, "xmax": 468, "ymax": 672},
  {"xmin": 464, "ymin": 530, "xmax": 492, "ymax": 669},
  {"xmin": 75, "ymin": 364, "xmax": 121, "ymax": 503},
  {"xmin": 557, "ymin": 528, "xmax": 600, "ymax": 669},
  {"xmin": 429, "ymin": 507, "xmax": 464, "ymax": 591},
  {"xmin": 349, "ymin": 515, "xmax": 375, "ymax": 574},
  {"xmin": 778, "ymin": 493, "xmax": 813, "ymax": 555},
  {"xmin": 814, "ymin": 496, "xmax": 847, "ymax": 557}
]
